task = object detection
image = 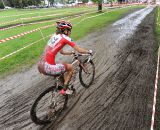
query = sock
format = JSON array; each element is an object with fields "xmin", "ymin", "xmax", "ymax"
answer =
[{"xmin": 63, "ymin": 84, "xmax": 68, "ymax": 91}]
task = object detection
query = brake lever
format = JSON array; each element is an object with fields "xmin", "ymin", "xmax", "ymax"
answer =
[{"xmin": 87, "ymin": 55, "xmax": 92, "ymax": 62}]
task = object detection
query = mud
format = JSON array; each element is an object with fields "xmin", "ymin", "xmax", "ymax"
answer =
[
  {"xmin": 0, "ymin": 6, "xmax": 157, "ymax": 130},
  {"xmin": 46, "ymin": 6, "xmax": 157, "ymax": 130}
]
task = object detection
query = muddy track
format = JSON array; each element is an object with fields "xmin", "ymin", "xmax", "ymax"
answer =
[
  {"xmin": 0, "ymin": 6, "xmax": 157, "ymax": 130},
  {"xmin": 45, "ymin": 7, "xmax": 157, "ymax": 130}
]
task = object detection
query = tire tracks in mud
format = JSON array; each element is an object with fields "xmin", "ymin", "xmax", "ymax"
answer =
[
  {"xmin": 0, "ymin": 6, "xmax": 157, "ymax": 130},
  {"xmin": 46, "ymin": 7, "xmax": 157, "ymax": 130}
]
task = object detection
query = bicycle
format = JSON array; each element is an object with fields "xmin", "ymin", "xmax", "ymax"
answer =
[{"xmin": 30, "ymin": 53, "xmax": 95, "ymax": 125}]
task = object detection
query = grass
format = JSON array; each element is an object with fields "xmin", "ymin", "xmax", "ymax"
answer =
[
  {"xmin": 0, "ymin": 10, "xmax": 97, "ymax": 39},
  {"xmin": 0, "ymin": 7, "xmax": 92, "ymax": 17},
  {"xmin": 154, "ymin": 6, "xmax": 160, "ymax": 130},
  {"xmin": 0, "ymin": 5, "xmax": 145, "ymax": 78},
  {"xmin": 0, "ymin": 7, "xmax": 95, "ymax": 27}
]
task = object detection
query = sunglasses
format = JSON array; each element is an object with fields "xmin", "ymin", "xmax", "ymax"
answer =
[{"xmin": 67, "ymin": 28, "xmax": 71, "ymax": 31}]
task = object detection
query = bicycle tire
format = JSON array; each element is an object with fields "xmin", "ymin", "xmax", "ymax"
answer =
[
  {"xmin": 79, "ymin": 59, "xmax": 95, "ymax": 88},
  {"xmin": 30, "ymin": 86, "xmax": 68, "ymax": 125}
]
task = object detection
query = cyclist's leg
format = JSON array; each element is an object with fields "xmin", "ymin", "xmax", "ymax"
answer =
[
  {"xmin": 62, "ymin": 62, "xmax": 74, "ymax": 90},
  {"xmin": 39, "ymin": 61, "xmax": 73, "ymax": 94}
]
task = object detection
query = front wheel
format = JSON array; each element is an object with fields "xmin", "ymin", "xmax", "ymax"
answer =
[
  {"xmin": 30, "ymin": 86, "xmax": 68, "ymax": 125},
  {"xmin": 79, "ymin": 59, "xmax": 95, "ymax": 88}
]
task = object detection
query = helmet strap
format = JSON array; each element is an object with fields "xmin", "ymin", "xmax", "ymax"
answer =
[
  {"xmin": 63, "ymin": 29, "xmax": 69, "ymax": 36},
  {"xmin": 56, "ymin": 28, "xmax": 70, "ymax": 36},
  {"xmin": 56, "ymin": 29, "xmax": 62, "ymax": 34}
]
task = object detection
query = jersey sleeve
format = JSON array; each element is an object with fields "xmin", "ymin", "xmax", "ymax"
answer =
[
  {"xmin": 62, "ymin": 34, "xmax": 76, "ymax": 47},
  {"xmin": 67, "ymin": 40, "xmax": 76, "ymax": 47}
]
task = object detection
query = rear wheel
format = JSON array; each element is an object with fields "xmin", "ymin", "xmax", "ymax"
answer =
[
  {"xmin": 79, "ymin": 59, "xmax": 95, "ymax": 88},
  {"xmin": 30, "ymin": 86, "xmax": 68, "ymax": 125}
]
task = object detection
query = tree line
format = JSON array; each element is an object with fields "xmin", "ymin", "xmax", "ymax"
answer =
[
  {"xmin": 0, "ymin": 0, "xmax": 55, "ymax": 8},
  {"xmin": 0, "ymin": 0, "xmax": 127, "ymax": 11}
]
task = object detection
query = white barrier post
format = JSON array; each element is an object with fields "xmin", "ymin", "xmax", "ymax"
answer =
[{"xmin": 150, "ymin": 47, "xmax": 160, "ymax": 130}]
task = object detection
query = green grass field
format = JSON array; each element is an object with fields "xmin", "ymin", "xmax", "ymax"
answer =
[
  {"xmin": 0, "ymin": 5, "xmax": 145, "ymax": 78},
  {"xmin": 155, "ymin": 6, "xmax": 160, "ymax": 130},
  {"xmin": 0, "ymin": 7, "xmax": 95, "ymax": 27}
]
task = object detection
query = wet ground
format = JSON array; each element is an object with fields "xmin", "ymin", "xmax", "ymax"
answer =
[{"xmin": 0, "ymin": 6, "xmax": 158, "ymax": 130}]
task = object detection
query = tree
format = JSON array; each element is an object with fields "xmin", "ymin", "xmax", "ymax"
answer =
[
  {"xmin": 92, "ymin": 0, "xmax": 103, "ymax": 12},
  {"xmin": 49, "ymin": 0, "xmax": 54, "ymax": 6},
  {"xmin": 35, "ymin": 0, "xmax": 41, "ymax": 6},
  {"xmin": 4, "ymin": 0, "xmax": 42, "ymax": 7},
  {"xmin": 108, "ymin": 0, "xmax": 113, "ymax": 6},
  {"xmin": 82, "ymin": 0, "xmax": 88, "ymax": 3},
  {"xmin": 27, "ymin": 0, "xmax": 34, "ymax": 5},
  {"xmin": 22, "ymin": 0, "xmax": 28, "ymax": 7},
  {"xmin": 117, "ymin": 0, "xmax": 125, "ymax": 4},
  {"xmin": 0, "ymin": 1, "xmax": 4, "ymax": 8}
]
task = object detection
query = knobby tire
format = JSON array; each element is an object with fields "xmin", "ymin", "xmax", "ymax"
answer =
[{"xmin": 30, "ymin": 86, "xmax": 68, "ymax": 125}]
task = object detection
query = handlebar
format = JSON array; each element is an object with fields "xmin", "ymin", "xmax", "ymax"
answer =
[{"xmin": 72, "ymin": 53, "xmax": 92, "ymax": 63}]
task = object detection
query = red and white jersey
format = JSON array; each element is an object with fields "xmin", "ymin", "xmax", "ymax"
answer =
[{"xmin": 44, "ymin": 34, "xmax": 76, "ymax": 65}]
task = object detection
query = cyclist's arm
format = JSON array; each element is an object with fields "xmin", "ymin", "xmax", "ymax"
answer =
[
  {"xmin": 60, "ymin": 49, "xmax": 73, "ymax": 55},
  {"xmin": 73, "ymin": 45, "xmax": 89, "ymax": 54},
  {"xmin": 62, "ymin": 35, "xmax": 89, "ymax": 54}
]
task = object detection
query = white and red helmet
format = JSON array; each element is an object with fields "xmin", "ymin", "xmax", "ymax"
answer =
[{"xmin": 56, "ymin": 20, "xmax": 72, "ymax": 31}]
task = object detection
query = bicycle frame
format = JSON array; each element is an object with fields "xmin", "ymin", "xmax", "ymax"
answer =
[{"xmin": 54, "ymin": 53, "xmax": 92, "ymax": 89}]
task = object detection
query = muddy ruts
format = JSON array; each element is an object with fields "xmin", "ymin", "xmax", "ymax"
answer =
[
  {"xmin": 46, "ymin": 7, "xmax": 157, "ymax": 130},
  {"xmin": 0, "ymin": 7, "xmax": 156, "ymax": 130}
]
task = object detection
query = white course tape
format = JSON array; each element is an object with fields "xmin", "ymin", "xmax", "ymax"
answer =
[
  {"xmin": 0, "ymin": 10, "xmax": 96, "ymax": 31},
  {"xmin": 0, "ymin": 10, "xmax": 65, "ymax": 18},
  {"xmin": 0, "ymin": 12, "xmax": 92, "ymax": 43},
  {"xmin": 150, "ymin": 47, "xmax": 160, "ymax": 130},
  {"xmin": 74, "ymin": 5, "xmax": 130, "ymax": 26},
  {"xmin": 0, "ymin": 5, "xmax": 131, "ymax": 32},
  {"xmin": 0, "ymin": 35, "xmax": 51, "ymax": 61},
  {"xmin": 0, "ymin": 29, "xmax": 38, "ymax": 43},
  {"xmin": 150, "ymin": 7, "xmax": 160, "ymax": 130},
  {"xmin": 0, "ymin": 5, "xmax": 133, "ymax": 60},
  {"xmin": 0, "ymin": 8, "xmax": 113, "ymax": 43},
  {"xmin": 0, "ymin": 19, "xmax": 19, "ymax": 26},
  {"xmin": 0, "ymin": 12, "xmax": 67, "ymax": 25},
  {"xmin": 0, "ymin": 24, "xmax": 55, "ymax": 44},
  {"xmin": 0, "ymin": 8, "xmax": 94, "ymax": 26},
  {"xmin": 0, "ymin": 7, "xmax": 94, "ymax": 18},
  {"xmin": 0, "ymin": 11, "xmax": 96, "ymax": 43}
]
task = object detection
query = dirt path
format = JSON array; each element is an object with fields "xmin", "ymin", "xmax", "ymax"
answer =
[
  {"xmin": 0, "ymin": 6, "xmax": 157, "ymax": 130},
  {"xmin": 46, "ymin": 6, "xmax": 157, "ymax": 130}
]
